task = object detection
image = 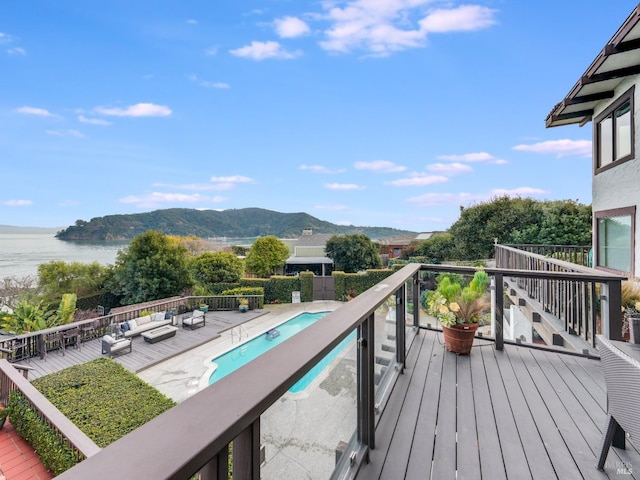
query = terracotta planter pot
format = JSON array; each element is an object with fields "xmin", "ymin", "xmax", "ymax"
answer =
[{"xmin": 442, "ymin": 322, "xmax": 479, "ymax": 355}]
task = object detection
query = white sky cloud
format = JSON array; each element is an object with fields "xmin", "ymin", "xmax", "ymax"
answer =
[
  {"xmin": 45, "ymin": 129, "xmax": 85, "ymax": 138},
  {"xmin": 299, "ymin": 164, "xmax": 346, "ymax": 173},
  {"xmin": 388, "ymin": 173, "xmax": 448, "ymax": 186},
  {"xmin": 94, "ymin": 103, "xmax": 172, "ymax": 117},
  {"xmin": 187, "ymin": 74, "xmax": 230, "ymax": 89},
  {"xmin": 408, "ymin": 186, "xmax": 548, "ymax": 207},
  {"xmin": 315, "ymin": 204, "xmax": 348, "ymax": 210},
  {"xmin": 205, "ymin": 47, "xmax": 218, "ymax": 56},
  {"xmin": 120, "ymin": 192, "xmax": 227, "ymax": 208},
  {"xmin": 15, "ymin": 106, "xmax": 56, "ymax": 117},
  {"xmin": 229, "ymin": 41, "xmax": 301, "ymax": 60},
  {"xmin": 324, "ymin": 182, "xmax": 364, "ymax": 190},
  {"xmin": 209, "ymin": 175, "xmax": 254, "ymax": 190},
  {"xmin": 319, "ymin": 2, "xmax": 497, "ymax": 55},
  {"xmin": 0, "ymin": 32, "xmax": 12, "ymax": 44},
  {"xmin": 275, "ymin": 16, "xmax": 311, "ymax": 38},
  {"xmin": 78, "ymin": 115, "xmax": 111, "ymax": 126},
  {"xmin": 491, "ymin": 187, "xmax": 549, "ymax": 196},
  {"xmin": 186, "ymin": 19, "xmax": 198, "ymax": 25},
  {"xmin": 2, "ymin": 199, "xmax": 32, "ymax": 206},
  {"xmin": 437, "ymin": 152, "xmax": 507, "ymax": 164},
  {"xmin": 512, "ymin": 139, "xmax": 592, "ymax": 158},
  {"xmin": 354, "ymin": 160, "xmax": 406, "ymax": 172},
  {"xmin": 7, "ymin": 47, "xmax": 25, "ymax": 55},
  {"xmin": 427, "ymin": 162, "xmax": 473, "ymax": 175}
]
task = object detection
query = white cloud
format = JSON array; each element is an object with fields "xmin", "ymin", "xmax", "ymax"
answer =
[
  {"xmin": 210, "ymin": 175, "xmax": 253, "ymax": 183},
  {"xmin": 437, "ymin": 152, "xmax": 507, "ymax": 164},
  {"xmin": 187, "ymin": 74, "xmax": 230, "ymax": 89},
  {"xmin": 419, "ymin": 5, "xmax": 498, "ymax": 33},
  {"xmin": 94, "ymin": 103, "xmax": 172, "ymax": 117},
  {"xmin": 324, "ymin": 182, "xmax": 365, "ymax": 190},
  {"xmin": 15, "ymin": 106, "xmax": 56, "ymax": 117},
  {"xmin": 491, "ymin": 187, "xmax": 548, "ymax": 196},
  {"xmin": 120, "ymin": 192, "xmax": 227, "ymax": 208},
  {"xmin": 152, "ymin": 182, "xmax": 221, "ymax": 191},
  {"xmin": 407, "ymin": 192, "xmax": 480, "ymax": 207},
  {"xmin": 315, "ymin": 204, "xmax": 348, "ymax": 210},
  {"xmin": 299, "ymin": 164, "xmax": 346, "ymax": 173},
  {"xmin": 205, "ymin": 47, "xmax": 218, "ymax": 56},
  {"xmin": 319, "ymin": 2, "xmax": 497, "ymax": 55},
  {"xmin": 78, "ymin": 115, "xmax": 111, "ymax": 126},
  {"xmin": 354, "ymin": 160, "xmax": 406, "ymax": 172},
  {"xmin": 512, "ymin": 139, "xmax": 592, "ymax": 158},
  {"xmin": 336, "ymin": 220, "xmax": 354, "ymax": 226},
  {"xmin": 407, "ymin": 186, "xmax": 548, "ymax": 207},
  {"xmin": 186, "ymin": 19, "xmax": 198, "ymax": 25},
  {"xmin": 229, "ymin": 41, "xmax": 301, "ymax": 60},
  {"xmin": 275, "ymin": 16, "xmax": 311, "ymax": 38},
  {"xmin": 2, "ymin": 199, "xmax": 32, "ymax": 206},
  {"xmin": 388, "ymin": 173, "xmax": 448, "ymax": 186},
  {"xmin": 0, "ymin": 32, "xmax": 12, "ymax": 44},
  {"xmin": 427, "ymin": 162, "xmax": 473, "ymax": 175},
  {"xmin": 7, "ymin": 47, "xmax": 26, "ymax": 55},
  {"xmin": 46, "ymin": 129, "xmax": 85, "ymax": 138}
]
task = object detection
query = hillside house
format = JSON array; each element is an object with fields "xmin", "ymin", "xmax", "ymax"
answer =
[{"xmin": 546, "ymin": 4, "xmax": 640, "ymax": 277}]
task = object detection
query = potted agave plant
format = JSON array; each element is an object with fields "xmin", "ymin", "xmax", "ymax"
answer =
[{"xmin": 428, "ymin": 270, "xmax": 490, "ymax": 355}]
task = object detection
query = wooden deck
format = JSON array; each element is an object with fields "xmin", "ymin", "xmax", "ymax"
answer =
[
  {"xmin": 357, "ymin": 329, "xmax": 640, "ymax": 480},
  {"xmin": 12, "ymin": 309, "xmax": 268, "ymax": 380}
]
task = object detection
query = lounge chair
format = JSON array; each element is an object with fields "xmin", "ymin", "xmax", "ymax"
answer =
[{"xmin": 101, "ymin": 335, "xmax": 132, "ymax": 358}]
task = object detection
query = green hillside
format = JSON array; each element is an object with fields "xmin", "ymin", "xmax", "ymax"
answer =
[{"xmin": 55, "ymin": 208, "xmax": 416, "ymax": 241}]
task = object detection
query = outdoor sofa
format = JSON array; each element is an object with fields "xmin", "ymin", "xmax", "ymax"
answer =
[{"xmin": 120, "ymin": 312, "xmax": 172, "ymax": 338}]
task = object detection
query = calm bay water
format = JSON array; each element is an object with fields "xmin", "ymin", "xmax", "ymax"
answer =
[{"xmin": 0, "ymin": 234, "xmax": 128, "ymax": 279}]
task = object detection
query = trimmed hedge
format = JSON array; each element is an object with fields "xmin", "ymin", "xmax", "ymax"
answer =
[
  {"xmin": 8, "ymin": 358, "xmax": 176, "ymax": 475},
  {"xmin": 340, "ymin": 269, "xmax": 395, "ymax": 299},
  {"xmin": 300, "ymin": 272, "xmax": 314, "ymax": 302},
  {"xmin": 265, "ymin": 276, "xmax": 302, "ymax": 304}
]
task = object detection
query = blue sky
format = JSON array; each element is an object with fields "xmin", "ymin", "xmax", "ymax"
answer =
[{"xmin": 1, "ymin": 1, "xmax": 636, "ymax": 231}]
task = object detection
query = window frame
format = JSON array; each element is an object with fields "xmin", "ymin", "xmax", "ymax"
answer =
[
  {"xmin": 594, "ymin": 85, "xmax": 635, "ymax": 174},
  {"xmin": 594, "ymin": 206, "xmax": 636, "ymax": 276}
]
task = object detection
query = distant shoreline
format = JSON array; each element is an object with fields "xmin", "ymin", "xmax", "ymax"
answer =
[{"xmin": 0, "ymin": 226, "xmax": 63, "ymax": 235}]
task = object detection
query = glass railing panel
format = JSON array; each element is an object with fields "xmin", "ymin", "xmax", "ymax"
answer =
[
  {"xmin": 260, "ymin": 329, "xmax": 358, "ymax": 480},
  {"xmin": 373, "ymin": 294, "xmax": 397, "ymax": 399}
]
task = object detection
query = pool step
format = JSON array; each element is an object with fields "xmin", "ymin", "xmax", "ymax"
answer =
[
  {"xmin": 375, "ymin": 350, "xmax": 395, "ymax": 366},
  {"xmin": 381, "ymin": 343, "xmax": 396, "ymax": 353},
  {"xmin": 374, "ymin": 363, "xmax": 387, "ymax": 385}
]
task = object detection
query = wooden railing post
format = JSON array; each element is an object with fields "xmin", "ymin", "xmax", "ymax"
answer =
[
  {"xmin": 602, "ymin": 280, "xmax": 623, "ymax": 341},
  {"xmin": 233, "ymin": 419, "xmax": 260, "ymax": 480},
  {"xmin": 357, "ymin": 313, "xmax": 375, "ymax": 450},
  {"xmin": 199, "ymin": 444, "xmax": 229, "ymax": 480},
  {"xmin": 494, "ymin": 274, "xmax": 504, "ymax": 350}
]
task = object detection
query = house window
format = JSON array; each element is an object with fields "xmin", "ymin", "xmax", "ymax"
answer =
[
  {"xmin": 595, "ymin": 86, "xmax": 634, "ymax": 172},
  {"xmin": 595, "ymin": 207, "xmax": 635, "ymax": 275}
]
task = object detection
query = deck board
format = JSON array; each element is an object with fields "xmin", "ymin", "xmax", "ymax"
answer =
[
  {"xmin": 355, "ymin": 329, "xmax": 640, "ymax": 480},
  {"xmin": 10, "ymin": 310, "xmax": 268, "ymax": 380}
]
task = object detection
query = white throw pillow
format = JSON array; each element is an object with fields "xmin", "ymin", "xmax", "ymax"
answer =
[
  {"xmin": 103, "ymin": 335, "xmax": 115, "ymax": 345},
  {"xmin": 128, "ymin": 319, "xmax": 138, "ymax": 330}
]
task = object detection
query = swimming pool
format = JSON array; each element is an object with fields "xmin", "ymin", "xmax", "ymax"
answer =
[{"xmin": 208, "ymin": 311, "xmax": 355, "ymax": 392}]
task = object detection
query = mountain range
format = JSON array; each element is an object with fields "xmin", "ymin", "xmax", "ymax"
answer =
[{"xmin": 54, "ymin": 208, "xmax": 417, "ymax": 241}]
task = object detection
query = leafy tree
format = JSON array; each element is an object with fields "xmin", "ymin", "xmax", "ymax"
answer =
[
  {"xmin": 404, "ymin": 233, "xmax": 456, "ymax": 262},
  {"xmin": 325, "ymin": 234, "xmax": 382, "ymax": 273},
  {"xmin": 1, "ymin": 300, "xmax": 50, "ymax": 333},
  {"xmin": 508, "ymin": 200, "xmax": 592, "ymax": 246},
  {"xmin": 190, "ymin": 251, "xmax": 244, "ymax": 289},
  {"xmin": 110, "ymin": 230, "xmax": 192, "ymax": 304},
  {"xmin": 38, "ymin": 261, "xmax": 110, "ymax": 304},
  {"xmin": 245, "ymin": 236, "xmax": 290, "ymax": 278},
  {"xmin": 446, "ymin": 196, "xmax": 593, "ymax": 260}
]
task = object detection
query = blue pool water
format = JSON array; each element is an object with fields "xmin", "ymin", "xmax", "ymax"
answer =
[{"xmin": 208, "ymin": 311, "xmax": 355, "ymax": 392}]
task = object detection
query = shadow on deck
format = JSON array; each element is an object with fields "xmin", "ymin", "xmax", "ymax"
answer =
[
  {"xmin": 357, "ymin": 328, "xmax": 639, "ymax": 480},
  {"xmin": 11, "ymin": 309, "xmax": 268, "ymax": 380}
]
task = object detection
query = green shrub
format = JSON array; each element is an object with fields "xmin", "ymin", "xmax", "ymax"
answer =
[{"xmin": 8, "ymin": 358, "xmax": 176, "ymax": 475}]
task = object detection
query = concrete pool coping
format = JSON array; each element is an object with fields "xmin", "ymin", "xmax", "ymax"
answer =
[{"xmin": 137, "ymin": 300, "xmax": 344, "ymax": 403}]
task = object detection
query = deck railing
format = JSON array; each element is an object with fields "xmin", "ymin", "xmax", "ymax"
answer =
[
  {"xmin": 50, "ymin": 263, "xmax": 624, "ymax": 479},
  {"xmin": 504, "ymin": 244, "xmax": 592, "ymax": 267},
  {"xmin": 0, "ymin": 359, "xmax": 100, "ymax": 462},
  {"xmin": 495, "ymin": 244, "xmax": 624, "ymax": 347},
  {"xmin": 0, "ymin": 295, "xmax": 264, "ymax": 363}
]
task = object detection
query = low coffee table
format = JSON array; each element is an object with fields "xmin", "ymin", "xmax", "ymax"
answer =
[{"xmin": 142, "ymin": 325, "xmax": 178, "ymax": 344}]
